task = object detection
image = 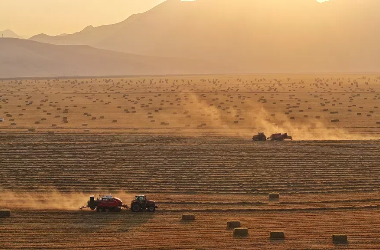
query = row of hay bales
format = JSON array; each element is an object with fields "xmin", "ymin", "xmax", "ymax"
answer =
[
  {"xmin": 183, "ymin": 214, "xmax": 347, "ymax": 243},
  {"xmin": 182, "ymin": 201, "xmax": 348, "ymax": 244}
]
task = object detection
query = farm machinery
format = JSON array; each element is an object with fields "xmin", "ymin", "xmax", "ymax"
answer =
[
  {"xmin": 252, "ymin": 132, "xmax": 267, "ymax": 141},
  {"xmin": 80, "ymin": 194, "xmax": 157, "ymax": 212},
  {"xmin": 267, "ymin": 133, "xmax": 293, "ymax": 141},
  {"xmin": 252, "ymin": 132, "xmax": 293, "ymax": 141}
]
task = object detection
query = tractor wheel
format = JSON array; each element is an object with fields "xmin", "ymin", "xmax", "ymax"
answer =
[
  {"xmin": 96, "ymin": 207, "xmax": 100, "ymax": 212},
  {"xmin": 105, "ymin": 208, "xmax": 110, "ymax": 212},
  {"xmin": 90, "ymin": 207, "xmax": 96, "ymax": 211},
  {"xmin": 148, "ymin": 206, "xmax": 155, "ymax": 212},
  {"xmin": 131, "ymin": 204, "xmax": 141, "ymax": 212},
  {"xmin": 97, "ymin": 207, "xmax": 104, "ymax": 212}
]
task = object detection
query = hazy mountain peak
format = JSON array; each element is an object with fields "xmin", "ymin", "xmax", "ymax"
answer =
[
  {"xmin": 82, "ymin": 25, "xmax": 95, "ymax": 32},
  {"xmin": 0, "ymin": 29, "xmax": 22, "ymax": 39}
]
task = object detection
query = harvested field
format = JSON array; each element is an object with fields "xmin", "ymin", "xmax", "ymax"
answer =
[
  {"xmin": 0, "ymin": 75, "xmax": 379, "ymax": 138},
  {"xmin": 0, "ymin": 75, "xmax": 380, "ymax": 249}
]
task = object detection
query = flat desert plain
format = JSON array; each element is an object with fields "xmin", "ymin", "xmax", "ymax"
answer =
[{"xmin": 0, "ymin": 75, "xmax": 380, "ymax": 249}]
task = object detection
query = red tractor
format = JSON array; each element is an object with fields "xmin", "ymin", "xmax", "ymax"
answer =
[
  {"xmin": 267, "ymin": 133, "xmax": 293, "ymax": 141},
  {"xmin": 131, "ymin": 195, "xmax": 157, "ymax": 212},
  {"xmin": 81, "ymin": 195, "xmax": 127, "ymax": 212}
]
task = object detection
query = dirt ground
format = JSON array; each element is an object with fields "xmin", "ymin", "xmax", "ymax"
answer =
[
  {"xmin": 0, "ymin": 75, "xmax": 380, "ymax": 249},
  {"xmin": 0, "ymin": 74, "xmax": 379, "ymax": 138}
]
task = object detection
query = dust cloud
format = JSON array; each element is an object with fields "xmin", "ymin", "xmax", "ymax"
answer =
[
  {"xmin": 0, "ymin": 190, "xmax": 134, "ymax": 210},
  {"xmin": 174, "ymin": 93, "xmax": 369, "ymax": 140}
]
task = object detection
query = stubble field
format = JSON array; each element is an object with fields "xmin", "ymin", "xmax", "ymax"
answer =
[{"xmin": 0, "ymin": 75, "xmax": 380, "ymax": 249}]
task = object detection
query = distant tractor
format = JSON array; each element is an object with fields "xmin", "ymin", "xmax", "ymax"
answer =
[
  {"xmin": 267, "ymin": 133, "xmax": 293, "ymax": 141},
  {"xmin": 252, "ymin": 132, "xmax": 267, "ymax": 141},
  {"xmin": 131, "ymin": 195, "xmax": 157, "ymax": 212},
  {"xmin": 82, "ymin": 195, "xmax": 126, "ymax": 212}
]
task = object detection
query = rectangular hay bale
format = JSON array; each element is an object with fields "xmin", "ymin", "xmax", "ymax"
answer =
[
  {"xmin": 233, "ymin": 227, "xmax": 248, "ymax": 237},
  {"xmin": 270, "ymin": 231, "xmax": 285, "ymax": 239},
  {"xmin": 333, "ymin": 234, "xmax": 348, "ymax": 243},
  {"xmin": 0, "ymin": 209, "xmax": 11, "ymax": 218}
]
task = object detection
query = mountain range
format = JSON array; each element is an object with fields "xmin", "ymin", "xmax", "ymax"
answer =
[
  {"xmin": 0, "ymin": 38, "xmax": 225, "ymax": 78},
  {"xmin": 4, "ymin": 0, "xmax": 380, "ymax": 77}
]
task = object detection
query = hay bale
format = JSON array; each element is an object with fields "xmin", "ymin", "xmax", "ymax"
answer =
[
  {"xmin": 28, "ymin": 128, "xmax": 36, "ymax": 132},
  {"xmin": 0, "ymin": 209, "xmax": 11, "ymax": 218},
  {"xmin": 227, "ymin": 221, "xmax": 241, "ymax": 229},
  {"xmin": 333, "ymin": 234, "xmax": 348, "ymax": 243},
  {"xmin": 331, "ymin": 119, "xmax": 340, "ymax": 123},
  {"xmin": 269, "ymin": 193, "xmax": 280, "ymax": 200},
  {"xmin": 270, "ymin": 231, "xmax": 285, "ymax": 240},
  {"xmin": 182, "ymin": 214, "xmax": 195, "ymax": 221},
  {"xmin": 233, "ymin": 227, "xmax": 248, "ymax": 237}
]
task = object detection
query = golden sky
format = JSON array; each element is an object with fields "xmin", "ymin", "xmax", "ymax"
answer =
[
  {"xmin": 0, "ymin": 0, "xmax": 166, "ymax": 37},
  {"xmin": 1, "ymin": 0, "xmax": 330, "ymax": 38}
]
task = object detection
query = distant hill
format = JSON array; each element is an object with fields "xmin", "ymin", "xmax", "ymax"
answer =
[
  {"xmin": 1, "ymin": 29, "xmax": 23, "ymax": 39},
  {"xmin": 0, "ymin": 38, "xmax": 227, "ymax": 78},
  {"xmin": 30, "ymin": 0, "xmax": 380, "ymax": 73}
]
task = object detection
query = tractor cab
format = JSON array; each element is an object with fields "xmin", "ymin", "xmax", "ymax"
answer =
[{"xmin": 135, "ymin": 195, "xmax": 147, "ymax": 203}]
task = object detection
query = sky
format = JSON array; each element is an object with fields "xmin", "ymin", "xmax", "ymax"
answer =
[
  {"xmin": 1, "ymin": 0, "xmax": 330, "ymax": 38},
  {"xmin": 0, "ymin": 0, "xmax": 166, "ymax": 38}
]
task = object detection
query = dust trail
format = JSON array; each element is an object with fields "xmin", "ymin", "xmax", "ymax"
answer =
[
  {"xmin": 177, "ymin": 93, "xmax": 371, "ymax": 140},
  {"xmin": 1, "ymin": 190, "xmax": 134, "ymax": 210}
]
